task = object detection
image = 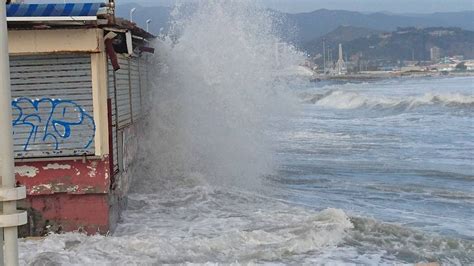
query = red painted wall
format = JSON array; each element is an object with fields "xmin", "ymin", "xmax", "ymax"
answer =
[{"xmin": 15, "ymin": 156, "xmax": 114, "ymax": 236}]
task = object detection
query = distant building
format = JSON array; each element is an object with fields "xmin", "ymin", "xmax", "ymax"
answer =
[
  {"xmin": 430, "ymin": 46, "xmax": 441, "ymax": 62},
  {"xmin": 465, "ymin": 60, "xmax": 474, "ymax": 71}
]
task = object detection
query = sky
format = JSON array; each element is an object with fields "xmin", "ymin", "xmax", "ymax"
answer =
[{"xmin": 21, "ymin": 0, "xmax": 474, "ymax": 14}]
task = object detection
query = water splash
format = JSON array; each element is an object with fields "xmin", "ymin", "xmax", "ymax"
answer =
[{"xmin": 135, "ymin": 0, "xmax": 304, "ymax": 190}]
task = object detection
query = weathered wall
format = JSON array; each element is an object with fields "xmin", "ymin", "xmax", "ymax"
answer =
[
  {"xmin": 19, "ymin": 194, "xmax": 110, "ymax": 236},
  {"xmin": 15, "ymin": 157, "xmax": 111, "ymax": 236},
  {"xmin": 8, "ymin": 28, "xmax": 103, "ymax": 55},
  {"xmin": 8, "ymin": 27, "xmax": 153, "ymax": 236}
]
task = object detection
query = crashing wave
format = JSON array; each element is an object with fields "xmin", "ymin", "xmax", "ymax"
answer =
[{"xmin": 304, "ymin": 90, "xmax": 474, "ymax": 111}]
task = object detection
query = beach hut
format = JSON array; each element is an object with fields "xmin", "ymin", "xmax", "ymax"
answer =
[{"xmin": 6, "ymin": 2, "xmax": 154, "ymax": 236}]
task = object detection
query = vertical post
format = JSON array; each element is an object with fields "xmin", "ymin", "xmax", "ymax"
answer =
[
  {"xmin": 322, "ymin": 39, "xmax": 326, "ymax": 74},
  {"xmin": 128, "ymin": 58, "xmax": 133, "ymax": 123},
  {"xmin": 129, "ymin": 8, "xmax": 136, "ymax": 23},
  {"xmin": 146, "ymin": 19, "xmax": 152, "ymax": 33},
  {"xmin": 0, "ymin": 3, "xmax": 27, "ymax": 266},
  {"xmin": 0, "ymin": 1, "xmax": 15, "ymax": 264}
]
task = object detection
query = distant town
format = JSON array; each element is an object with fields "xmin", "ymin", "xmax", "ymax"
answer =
[{"xmin": 303, "ymin": 26, "xmax": 474, "ymax": 80}]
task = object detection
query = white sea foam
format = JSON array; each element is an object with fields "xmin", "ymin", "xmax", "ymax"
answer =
[
  {"xmin": 305, "ymin": 90, "xmax": 474, "ymax": 110},
  {"xmin": 20, "ymin": 184, "xmax": 355, "ymax": 264}
]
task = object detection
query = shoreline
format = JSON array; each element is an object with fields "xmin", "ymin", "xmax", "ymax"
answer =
[{"xmin": 310, "ymin": 71, "xmax": 474, "ymax": 83}]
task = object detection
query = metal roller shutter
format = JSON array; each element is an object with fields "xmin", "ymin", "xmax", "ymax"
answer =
[
  {"xmin": 10, "ymin": 54, "xmax": 95, "ymax": 158},
  {"xmin": 130, "ymin": 57, "xmax": 141, "ymax": 120},
  {"xmin": 115, "ymin": 55, "xmax": 132, "ymax": 128},
  {"xmin": 139, "ymin": 56, "xmax": 150, "ymax": 113}
]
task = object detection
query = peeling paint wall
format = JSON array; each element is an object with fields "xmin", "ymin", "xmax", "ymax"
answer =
[
  {"xmin": 9, "ymin": 27, "xmax": 153, "ymax": 236},
  {"xmin": 14, "ymin": 165, "xmax": 39, "ymax": 178},
  {"xmin": 15, "ymin": 157, "xmax": 110, "ymax": 196},
  {"xmin": 19, "ymin": 194, "xmax": 110, "ymax": 236}
]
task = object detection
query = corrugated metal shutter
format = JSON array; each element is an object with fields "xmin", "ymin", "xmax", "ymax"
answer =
[
  {"xmin": 107, "ymin": 54, "xmax": 149, "ymax": 174},
  {"xmin": 10, "ymin": 54, "xmax": 95, "ymax": 158},
  {"xmin": 139, "ymin": 56, "xmax": 150, "ymax": 113},
  {"xmin": 115, "ymin": 55, "xmax": 132, "ymax": 128},
  {"xmin": 108, "ymin": 62, "xmax": 119, "ymax": 173},
  {"xmin": 130, "ymin": 57, "xmax": 141, "ymax": 120}
]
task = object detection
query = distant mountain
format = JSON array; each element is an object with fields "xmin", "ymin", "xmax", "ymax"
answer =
[
  {"xmin": 286, "ymin": 9, "xmax": 474, "ymax": 45},
  {"xmin": 302, "ymin": 25, "xmax": 382, "ymax": 55},
  {"xmin": 314, "ymin": 27, "xmax": 474, "ymax": 63}
]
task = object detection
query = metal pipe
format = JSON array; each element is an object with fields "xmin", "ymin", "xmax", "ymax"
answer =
[
  {"xmin": 0, "ymin": 2, "xmax": 20, "ymax": 265},
  {"xmin": 146, "ymin": 19, "xmax": 152, "ymax": 33},
  {"xmin": 129, "ymin": 8, "xmax": 136, "ymax": 23}
]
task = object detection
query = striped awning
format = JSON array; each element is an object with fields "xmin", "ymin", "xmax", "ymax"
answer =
[{"xmin": 6, "ymin": 3, "xmax": 105, "ymax": 21}]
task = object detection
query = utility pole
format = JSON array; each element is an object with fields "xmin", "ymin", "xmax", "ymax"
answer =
[
  {"xmin": 322, "ymin": 39, "xmax": 326, "ymax": 74},
  {"xmin": 0, "ymin": 3, "xmax": 27, "ymax": 266},
  {"xmin": 329, "ymin": 49, "xmax": 332, "ymax": 70}
]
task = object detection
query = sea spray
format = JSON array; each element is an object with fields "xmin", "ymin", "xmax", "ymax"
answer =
[{"xmin": 133, "ymin": 0, "xmax": 305, "ymax": 190}]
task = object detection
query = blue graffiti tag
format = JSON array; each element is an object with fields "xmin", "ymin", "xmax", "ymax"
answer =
[{"xmin": 12, "ymin": 97, "xmax": 96, "ymax": 152}]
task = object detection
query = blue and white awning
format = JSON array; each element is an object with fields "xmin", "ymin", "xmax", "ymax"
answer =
[{"xmin": 7, "ymin": 3, "xmax": 106, "ymax": 22}]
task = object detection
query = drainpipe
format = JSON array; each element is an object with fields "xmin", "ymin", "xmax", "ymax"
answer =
[{"xmin": 0, "ymin": 3, "xmax": 27, "ymax": 266}]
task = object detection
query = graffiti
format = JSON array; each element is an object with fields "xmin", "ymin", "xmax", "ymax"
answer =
[{"xmin": 12, "ymin": 97, "xmax": 96, "ymax": 152}]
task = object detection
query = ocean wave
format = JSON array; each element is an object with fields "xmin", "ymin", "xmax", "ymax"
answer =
[
  {"xmin": 19, "ymin": 166, "xmax": 474, "ymax": 265},
  {"xmin": 364, "ymin": 184, "xmax": 474, "ymax": 202},
  {"xmin": 303, "ymin": 90, "xmax": 474, "ymax": 111},
  {"xmin": 20, "ymin": 188, "xmax": 355, "ymax": 264},
  {"xmin": 348, "ymin": 217, "xmax": 474, "ymax": 265},
  {"xmin": 21, "ymin": 192, "xmax": 474, "ymax": 265}
]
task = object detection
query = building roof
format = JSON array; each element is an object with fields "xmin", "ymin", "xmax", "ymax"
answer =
[
  {"xmin": 7, "ymin": 3, "xmax": 105, "ymax": 21},
  {"xmin": 6, "ymin": 3, "xmax": 155, "ymax": 40}
]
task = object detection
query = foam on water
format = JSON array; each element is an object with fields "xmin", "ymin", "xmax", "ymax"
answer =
[
  {"xmin": 304, "ymin": 90, "xmax": 474, "ymax": 111},
  {"xmin": 20, "ymin": 178, "xmax": 473, "ymax": 264},
  {"xmin": 21, "ymin": 168, "xmax": 357, "ymax": 264},
  {"xmin": 18, "ymin": 1, "xmax": 474, "ymax": 265}
]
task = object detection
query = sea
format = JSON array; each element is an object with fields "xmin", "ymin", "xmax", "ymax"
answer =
[{"xmin": 19, "ymin": 2, "xmax": 473, "ymax": 265}]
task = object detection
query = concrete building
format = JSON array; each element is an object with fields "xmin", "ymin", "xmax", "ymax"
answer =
[
  {"xmin": 6, "ymin": 2, "xmax": 155, "ymax": 236},
  {"xmin": 430, "ymin": 46, "xmax": 441, "ymax": 62}
]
